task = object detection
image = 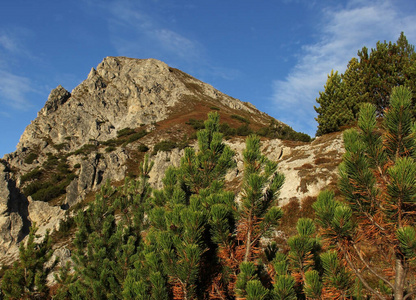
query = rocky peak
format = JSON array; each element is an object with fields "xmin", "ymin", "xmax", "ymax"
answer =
[
  {"xmin": 40, "ymin": 85, "xmax": 71, "ymax": 116},
  {"xmin": 13, "ymin": 57, "xmax": 266, "ymax": 157}
]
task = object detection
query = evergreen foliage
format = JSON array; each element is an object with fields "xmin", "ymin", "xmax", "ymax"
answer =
[
  {"xmin": 315, "ymin": 70, "xmax": 353, "ymax": 136},
  {"xmin": 227, "ymin": 134, "xmax": 285, "ymax": 299},
  {"xmin": 314, "ymin": 86, "xmax": 416, "ymax": 299},
  {"xmin": 1, "ymin": 225, "xmax": 55, "ymax": 299},
  {"xmin": 236, "ymin": 134, "xmax": 284, "ymax": 262},
  {"xmin": 315, "ymin": 32, "xmax": 416, "ymax": 136},
  {"xmin": 256, "ymin": 119, "xmax": 312, "ymax": 142},
  {"xmin": 60, "ymin": 155, "xmax": 154, "ymax": 299},
  {"xmin": 143, "ymin": 111, "xmax": 237, "ymax": 299}
]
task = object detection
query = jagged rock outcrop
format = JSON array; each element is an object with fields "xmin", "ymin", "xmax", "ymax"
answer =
[
  {"xmin": 0, "ymin": 162, "xmax": 30, "ymax": 262},
  {"xmin": 28, "ymin": 197, "xmax": 64, "ymax": 236},
  {"xmin": 42, "ymin": 85, "xmax": 71, "ymax": 115},
  {"xmin": 65, "ymin": 149, "xmax": 128, "ymax": 207},
  {"xmin": 0, "ymin": 57, "xmax": 345, "ymax": 264}
]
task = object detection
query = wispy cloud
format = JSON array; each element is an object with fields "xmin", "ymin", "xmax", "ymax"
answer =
[
  {"xmin": 106, "ymin": 1, "xmax": 203, "ymax": 64},
  {"xmin": 0, "ymin": 29, "xmax": 38, "ymax": 110},
  {"xmin": 0, "ymin": 111, "xmax": 11, "ymax": 118},
  {"xmin": 0, "ymin": 33, "xmax": 18, "ymax": 53},
  {"xmin": 271, "ymin": 0, "xmax": 416, "ymax": 136},
  {"xmin": 99, "ymin": 0, "xmax": 242, "ymax": 83},
  {"xmin": 0, "ymin": 71, "xmax": 34, "ymax": 110}
]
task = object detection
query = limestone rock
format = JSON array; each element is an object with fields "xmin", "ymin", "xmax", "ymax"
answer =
[
  {"xmin": 41, "ymin": 85, "xmax": 71, "ymax": 115},
  {"xmin": 148, "ymin": 148, "xmax": 184, "ymax": 189},
  {"xmin": 28, "ymin": 197, "xmax": 65, "ymax": 235},
  {"xmin": 0, "ymin": 162, "xmax": 30, "ymax": 261}
]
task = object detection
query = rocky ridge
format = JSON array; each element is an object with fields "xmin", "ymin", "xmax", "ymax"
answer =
[{"xmin": 0, "ymin": 57, "xmax": 344, "ymax": 263}]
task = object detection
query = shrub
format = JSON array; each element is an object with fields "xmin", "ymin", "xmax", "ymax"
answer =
[
  {"xmin": 25, "ymin": 175, "xmax": 75, "ymax": 202},
  {"xmin": 152, "ymin": 140, "xmax": 177, "ymax": 155},
  {"xmin": 124, "ymin": 131, "xmax": 147, "ymax": 144},
  {"xmin": 187, "ymin": 132, "xmax": 197, "ymax": 140},
  {"xmin": 256, "ymin": 123, "xmax": 312, "ymax": 142},
  {"xmin": 231, "ymin": 114, "xmax": 250, "ymax": 124},
  {"xmin": 55, "ymin": 216, "xmax": 76, "ymax": 239},
  {"xmin": 30, "ymin": 184, "xmax": 65, "ymax": 202},
  {"xmin": 236, "ymin": 124, "xmax": 252, "ymax": 136},
  {"xmin": 72, "ymin": 144, "xmax": 97, "ymax": 156},
  {"xmin": 219, "ymin": 123, "xmax": 237, "ymax": 137},
  {"xmin": 24, "ymin": 152, "xmax": 39, "ymax": 164},
  {"xmin": 138, "ymin": 144, "xmax": 149, "ymax": 152},
  {"xmin": 43, "ymin": 155, "xmax": 60, "ymax": 168},
  {"xmin": 23, "ymin": 181, "xmax": 47, "ymax": 197},
  {"xmin": 53, "ymin": 143, "xmax": 68, "ymax": 151},
  {"xmin": 57, "ymin": 161, "xmax": 70, "ymax": 174},
  {"xmin": 51, "ymin": 173, "xmax": 65, "ymax": 184},
  {"xmin": 186, "ymin": 119, "xmax": 205, "ymax": 130},
  {"xmin": 117, "ymin": 127, "xmax": 135, "ymax": 138},
  {"xmin": 105, "ymin": 146, "xmax": 116, "ymax": 153},
  {"xmin": 101, "ymin": 139, "xmax": 122, "ymax": 147},
  {"xmin": 66, "ymin": 173, "xmax": 77, "ymax": 181},
  {"xmin": 74, "ymin": 163, "xmax": 81, "ymax": 169},
  {"xmin": 21, "ymin": 168, "xmax": 42, "ymax": 184}
]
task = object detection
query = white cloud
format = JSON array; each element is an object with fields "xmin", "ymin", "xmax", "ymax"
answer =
[
  {"xmin": 153, "ymin": 29, "xmax": 199, "ymax": 60},
  {"xmin": 0, "ymin": 71, "xmax": 34, "ymax": 110},
  {"xmin": 0, "ymin": 30, "xmax": 40, "ymax": 109},
  {"xmin": 0, "ymin": 33, "xmax": 18, "ymax": 52},
  {"xmin": 271, "ymin": 0, "xmax": 416, "ymax": 136},
  {"xmin": 106, "ymin": 1, "xmax": 202, "ymax": 64}
]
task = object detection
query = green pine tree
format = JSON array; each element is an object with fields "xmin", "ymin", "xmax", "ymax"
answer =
[
  {"xmin": 314, "ymin": 86, "xmax": 416, "ymax": 299},
  {"xmin": 342, "ymin": 57, "xmax": 369, "ymax": 120},
  {"xmin": 315, "ymin": 32, "xmax": 416, "ymax": 136},
  {"xmin": 236, "ymin": 134, "xmax": 284, "ymax": 263},
  {"xmin": 145, "ymin": 112, "xmax": 236, "ymax": 299},
  {"xmin": 315, "ymin": 70, "xmax": 353, "ymax": 136},
  {"xmin": 65, "ymin": 156, "xmax": 154, "ymax": 299},
  {"xmin": 357, "ymin": 32, "xmax": 416, "ymax": 115},
  {"xmin": 233, "ymin": 134, "xmax": 285, "ymax": 298},
  {"xmin": 1, "ymin": 225, "xmax": 55, "ymax": 299}
]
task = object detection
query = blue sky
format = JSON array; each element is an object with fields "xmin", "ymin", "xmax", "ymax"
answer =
[{"xmin": 1, "ymin": 0, "xmax": 416, "ymax": 157}]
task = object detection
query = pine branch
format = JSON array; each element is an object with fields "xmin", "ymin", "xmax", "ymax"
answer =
[
  {"xmin": 340, "ymin": 243, "xmax": 386, "ymax": 300},
  {"xmin": 351, "ymin": 243, "xmax": 394, "ymax": 289}
]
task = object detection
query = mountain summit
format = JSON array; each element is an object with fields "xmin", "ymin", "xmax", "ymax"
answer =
[{"xmin": 16, "ymin": 57, "xmax": 271, "ymax": 154}]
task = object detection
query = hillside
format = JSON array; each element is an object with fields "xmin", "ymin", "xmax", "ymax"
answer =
[{"xmin": 0, "ymin": 57, "xmax": 343, "ymax": 266}]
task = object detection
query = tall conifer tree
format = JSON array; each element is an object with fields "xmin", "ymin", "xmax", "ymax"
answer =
[
  {"xmin": 145, "ymin": 112, "xmax": 236, "ymax": 299},
  {"xmin": 315, "ymin": 32, "xmax": 416, "ymax": 136},
  {"xmin": 315, "ymin": 70, "xmax": 352, "ymax": 136}
]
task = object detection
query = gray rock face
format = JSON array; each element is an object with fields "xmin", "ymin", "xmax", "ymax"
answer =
[
  {"xmin": 28, "ymin": 197, "xmax": 65, "ymax": 235},
  {"xmin": 0, "ymin": 162, "xmax": 30, "ymax": 261},
  {"xmin": 65, "ymin": 149, "xmax": 128, "ymax": 207},
  {"xmin": 42, "ymin": 85, "xmax": 71, "ymax": 115}
]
